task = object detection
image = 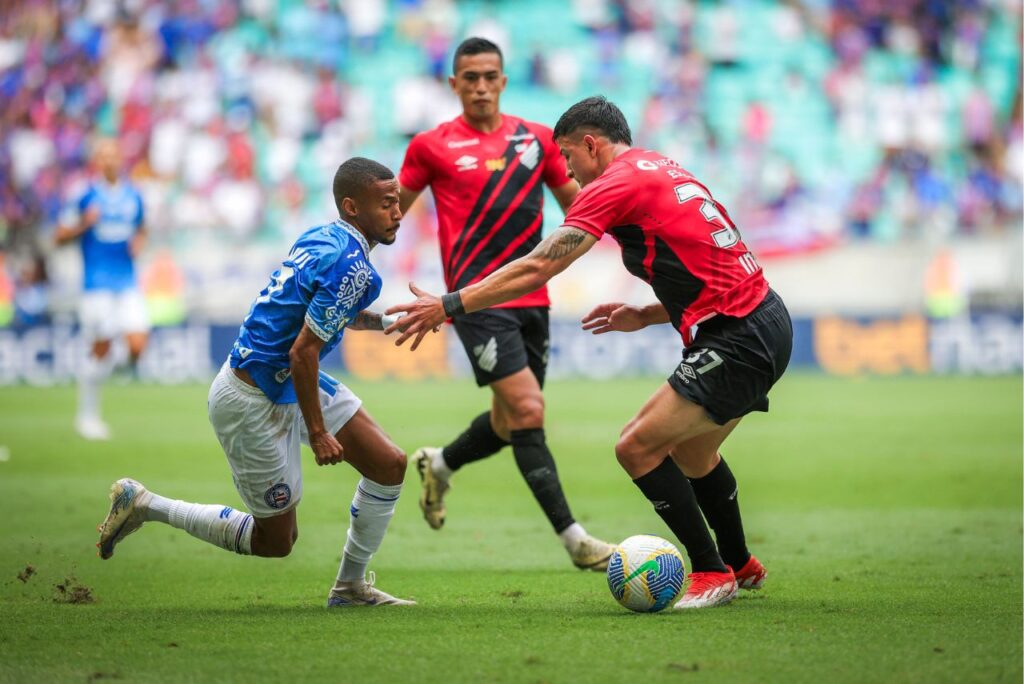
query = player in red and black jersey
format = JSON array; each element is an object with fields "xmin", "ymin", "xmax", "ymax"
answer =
[
  {"xmin": 397, "ymin": 38, "xmax": 614, "ymax": 570},
  {"xmin": 389, "ymin": 96, "xmax": 793, "ymax": 610}
]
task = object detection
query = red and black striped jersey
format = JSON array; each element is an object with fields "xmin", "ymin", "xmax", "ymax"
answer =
[
  {"xmin": 399, "ymin": 114, "xmax": 571, "ymax": 308},
  {"xmin": 563, "ymin": 148, "xmax": 769, "ymax": 345}
]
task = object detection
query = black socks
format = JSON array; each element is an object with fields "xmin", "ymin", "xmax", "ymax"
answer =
[
  {"xmin": 510, "ymin": 428, "xmax": 575, "ymax": 534},
  {"xmin": 442, "ymin": 412, "xmax": 509, "ymax": 471},
  {"xmin": 632, "ymin": 457, "xmax": 727, "ymax": 573},
  {"xmin": 689, "ymin": 457, "xmax": 750, "ymax": 570}
]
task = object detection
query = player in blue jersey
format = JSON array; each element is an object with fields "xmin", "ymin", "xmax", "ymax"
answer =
[
  {"xmin": 56, "ymin": 138, "xmax": 149, "ymax": 440},
  {"xmin": 95, "ymin": 158, "xmax": 415, "ymax": 607}
]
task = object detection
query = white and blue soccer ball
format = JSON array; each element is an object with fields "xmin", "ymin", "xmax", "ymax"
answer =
[{"xmin": 607, "ymin": 535, "xmax": 686, "ymax": 613}]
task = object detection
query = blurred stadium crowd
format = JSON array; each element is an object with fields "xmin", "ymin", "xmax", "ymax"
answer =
[{"xmin": 0, "ymin": 0, "xmax": 1020, "ymax": 327}]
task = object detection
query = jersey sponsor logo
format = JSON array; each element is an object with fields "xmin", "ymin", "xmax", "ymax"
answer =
[
  {"xmin": 447, "ymin": 138, "xmax": 480, "ymax": 148},
  {"xmin": 264, "ymin": 483, "xmax": 292, "ymax": 510},
  {"xmin": 505, "ymin": 133, "xmax": 536, "ymax": 141},
  {"xmin": 637, "ymin": 157, "xmax": 681, "ymax": 171},
  {"xmin": 518, "ymin": 139, "xmax": 540, "ymax": 170},
  {"xmin": 455, "ymin": 155, "xmax": 478, "ymax": 171},
  {"xmin": 485, "ymin": 158, "xmax": 506, "ymax": 172},
  {"xmin": 473, "ymin": 336, "xmax": 499, "ymax": 372}
]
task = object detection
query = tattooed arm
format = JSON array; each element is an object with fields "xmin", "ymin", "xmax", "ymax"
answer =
[
  {"xmin": 384, "ymin": 227, "xmax": 598, "ymax": 349},
  {"xmin": 348, "ymin": 310, "xmax": 408, "ymax": 332},
  {"xmin": 458, "ymin": 226, "xmax": 598, "ymax": 313},
  {"xmin": 348, "ymin": 310, "xmax": 384, "ymax": 331}
]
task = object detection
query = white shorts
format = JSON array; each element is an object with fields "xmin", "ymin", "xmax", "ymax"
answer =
[
  {"xmin": 207, "ymin": 363, "xmax": 362, "ymax": 518},
  {"xmin": 79, "ymin": 289, "xmax": 150, "ymax": 343}
]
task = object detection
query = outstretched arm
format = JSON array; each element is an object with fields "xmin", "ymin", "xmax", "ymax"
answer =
[
  {"xmin": 385, "ymin": 226, "xmax": 598, "ymax": 350},
  {"xmin": 581, "ymin": 302, "xmax": 669, "ymax": 335},
  {"xmin": 347, "ymin": 310, "xmax": 406, "ymax": 332}
]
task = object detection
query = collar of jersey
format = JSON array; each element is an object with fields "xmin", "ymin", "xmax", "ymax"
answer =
[{"xmin": 334, "ymin": 219, "xmax": 370, "ymax": 255}]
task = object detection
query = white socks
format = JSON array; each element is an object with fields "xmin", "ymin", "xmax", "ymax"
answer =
[
  {"xmin": 335, "ymin": 478, "xmax": 402, "ymax": 586},
  {"xmin": 77, "ymin": 353, "xmax": 114, "ymax": 421},
  {"xmin": 144, "ymin": 493, "xmax": 253, "ymax": 555},
  {"xmin": 431, "ymin": 450, "xmax": 453, "ymax": 482},
  {"xmin": 558, "ymin": 522, "xmax": 588, "ymax": 551}
]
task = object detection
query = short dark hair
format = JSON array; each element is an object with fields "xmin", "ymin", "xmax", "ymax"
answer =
[
  {"xmin": 452, "ymin": 36, "xmax": 503, "ymax": 74},
  {"xmin": 553, "ymin": 96, "xmax": 632, "ymax": 145},
  {"xmin": 332, "ymin": 157, "xmax": 394, "ymax": 214}
]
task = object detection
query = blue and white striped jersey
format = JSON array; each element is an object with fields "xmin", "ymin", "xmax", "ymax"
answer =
[{"xmin": 229, "ymin": 219, "xmax": 381, "ymax": 403}]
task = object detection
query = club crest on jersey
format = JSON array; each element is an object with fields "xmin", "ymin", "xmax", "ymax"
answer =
[
  {"xmin": 455, "ymin": 155, "xmax": 478, "ymax": 171},
  {"xmin": 264, "ymin": 483, "xmax": 292, "ymax": 510},
  {"xmin": 518, "ymin": 140, "xmax": 540, "ymax": 170},
  {"xmin": 485, "ymin": 158, "xmax": 506, "ymax": 172}
]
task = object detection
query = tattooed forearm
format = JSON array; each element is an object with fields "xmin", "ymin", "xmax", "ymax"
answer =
[
  {"xmin": 538, "ymin": 227, "xmax": 587, "ymax": 260},
  {"xmin": 351, "ymin": 310, "xmax": 384, "ymax": 331}
]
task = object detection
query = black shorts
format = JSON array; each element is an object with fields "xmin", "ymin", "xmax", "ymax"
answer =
[
  {"xmin": 667, "ymin": 289, "xmax": 793, "ymax": 425},
  {"xmin": 452, "ymin": 307, "xmax": 550, "ymax": 387}
]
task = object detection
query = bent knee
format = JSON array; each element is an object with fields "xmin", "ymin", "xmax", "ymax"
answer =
[
  {"xmin": 506, "ymin": 396, "xmax": 545, "ymax": 430},
  {"xmin": 377, "ymin": 446, "xmax": 406, "ymax": 486},
  {"xmin": 254, "ymin": 525, "xmax": 297, "ymax": 558},
  {"xmin": 615, "ymin": 430, "xmax": 663, "ymax": 478}
]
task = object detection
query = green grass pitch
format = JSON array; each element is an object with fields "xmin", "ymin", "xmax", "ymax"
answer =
[{"xmin": 0, "ymin": 373, "xmax": 1021, "ymax": 683}]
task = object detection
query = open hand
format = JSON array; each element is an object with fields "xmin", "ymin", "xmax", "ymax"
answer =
[
  {"xmin": 581, "ymin": 302, "xmax": 647, "ymax": 334},
  {"xmin": 384, "ymin": 282, "xmax": 445, "ymax": 351}
]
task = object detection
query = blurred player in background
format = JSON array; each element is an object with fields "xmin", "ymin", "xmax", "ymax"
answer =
[
  {"xmin": 97, "ymin": 158, "xmax": 415, "ymax": 607},
  {"xmin": 388, "ymin": 97, "xmax": 792, "ymax": 609},
  {"xmin": 398, "ymin": 37, "xmax": 613, "ymax": 570},
  {"xmin": 55, "ymin": 138, "xmax": 149, "ymax": 440}
]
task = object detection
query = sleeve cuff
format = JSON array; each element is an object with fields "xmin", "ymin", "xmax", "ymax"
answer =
[
  {"xmin": 561, "ymin": 221, "xmax": 603, "ymax": 239},
  {"xmin": 304, "ymin": 313, "xmax": 333, "ymax": 342}
]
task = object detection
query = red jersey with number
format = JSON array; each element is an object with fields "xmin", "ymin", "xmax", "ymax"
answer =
[
  {"xmin": 562, "ymin": 148, "xmax": 769, "ymax": 344},
  {"xmin": 399, "ymin": 114, "xmax": 571, "ymax": 308}
]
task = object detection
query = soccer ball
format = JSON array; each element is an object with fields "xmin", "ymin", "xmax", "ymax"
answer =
[{"xmin": 606, "ymin": 535, "xmax": 686, "ymax": 613}]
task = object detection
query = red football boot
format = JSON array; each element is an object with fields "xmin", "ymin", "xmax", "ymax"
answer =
[
  {"xmin": 731, "ymin": 555, "xmax": 767, "ymax": 590},
  {"xmin": 674, "ymin": 570, "xmax": 738, "ymax": 609}
]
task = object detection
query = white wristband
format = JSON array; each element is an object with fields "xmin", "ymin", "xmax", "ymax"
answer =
[{"xmin": 381, "ymin": 313, "xmax": 404, "ymax": 329}]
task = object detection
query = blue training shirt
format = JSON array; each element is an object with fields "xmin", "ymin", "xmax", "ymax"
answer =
[
  {"xmin": 229, "ymin": 219, "xmax": 382, "ymax": 404},
  {"xmin": 70, "ymin": 180, "xmax": 145, "ymax": 292}
]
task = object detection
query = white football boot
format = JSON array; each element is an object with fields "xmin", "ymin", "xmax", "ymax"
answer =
[
  {"xmin": 412, "ymin": 447, "xmax": 450, "ymax": 530},
  {"xmin": 326, "ymin": 572, "xmax": 416, "ymax": 607},
  {"xmin": 76, "ymin": 416, "xmax": 111, "ymax": 441},
  {"xmin": 97, "ymin": 478, "xmax": 150, "ymax": 559},
  {"xmin": 569, "ymin": 535, "xmax": 615, "ymax": 571}
]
